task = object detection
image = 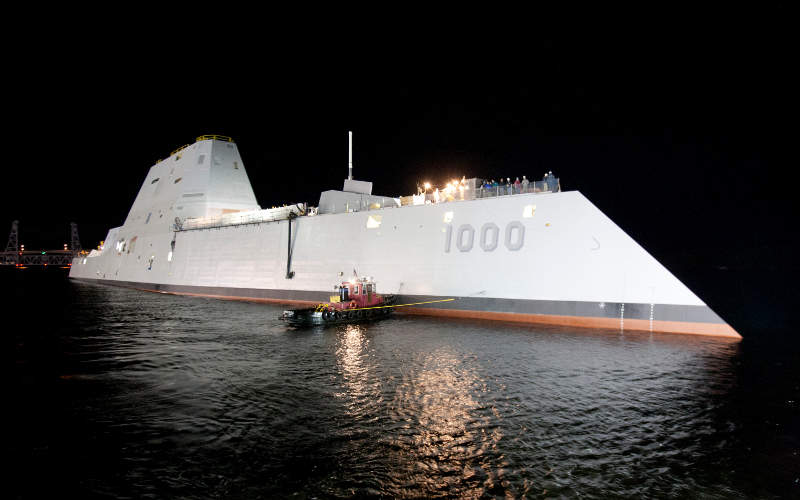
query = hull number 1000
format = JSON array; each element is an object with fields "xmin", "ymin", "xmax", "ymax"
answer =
[{"xmin": 444, "ymin": 222, "xmax": 525, "ymax": 253}]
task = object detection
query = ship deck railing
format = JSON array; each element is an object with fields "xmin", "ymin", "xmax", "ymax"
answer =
[
  {"xmin": 474, "ymin": 179, "xmax": 560, "ymax": 198},
  {"xmin": 400, "ymin": 178, "xmax": 561, "ymax": 206}
]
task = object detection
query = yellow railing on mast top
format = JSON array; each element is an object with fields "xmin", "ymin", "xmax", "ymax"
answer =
[
  {"xmin": 171, "ymin": 144, "xmax": 191, "ymax": 155},
  {"xmin": 196, "ymin": 134, "xmax": 233, "ymax": 143},
  {"xmin": 158, "ymin": 135, "xmax": 235, "ymax": 164}
]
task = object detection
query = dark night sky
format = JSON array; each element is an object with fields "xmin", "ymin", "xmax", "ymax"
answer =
[{"xmin": 2, "ymin": 15, "xmax": 795, "ymax": 304}]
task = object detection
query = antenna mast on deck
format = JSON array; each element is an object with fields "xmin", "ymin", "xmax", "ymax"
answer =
[{"xmin": 348, "ymin": 131, "xmax": 353, "ymax": 180}]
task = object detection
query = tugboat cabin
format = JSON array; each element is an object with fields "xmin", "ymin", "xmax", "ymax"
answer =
[{"xmin": 331, "ymin": 277, "xmax": 378, "ymax": 308}]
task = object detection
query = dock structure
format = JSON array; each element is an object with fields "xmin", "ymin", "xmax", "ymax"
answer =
[{"xmin": 1, "ymin": 221, "xmax": 84, "ymax": 267}]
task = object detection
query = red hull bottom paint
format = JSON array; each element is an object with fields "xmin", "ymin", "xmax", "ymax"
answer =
[
  {"xmin": 400, "ymin": 307, "xmax": 742, "ymax": 339},
  {"xmin": 139, "ymin": 286, "xmax": 741, "ymax": 340}
]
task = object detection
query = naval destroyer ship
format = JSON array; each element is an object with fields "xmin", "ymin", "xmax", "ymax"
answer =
[{"xmin": 69, "ymin": 134, "xmax": 740, "ymax": 338}]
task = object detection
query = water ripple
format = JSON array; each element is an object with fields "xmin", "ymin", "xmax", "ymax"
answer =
[{"xmin": 7, "ymin": 278, "xmax": 799, "ymax": 498}]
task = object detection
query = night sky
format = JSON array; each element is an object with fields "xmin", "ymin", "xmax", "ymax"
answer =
[{"xmin": 2, "ymin": 19, "xmax": 795, "ymax": 326}]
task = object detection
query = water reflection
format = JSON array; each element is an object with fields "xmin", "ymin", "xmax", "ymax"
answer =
[
  {"xmin": 13, "ymin": 277, "xmax": 775, "ymax": 498},
  {"xmin": 334, "ymin": 325, "xmax": 382, "ymax": 418},
  {"xmin": 387, "ymin": 346, "xmax": 509, "ymax": 496}
]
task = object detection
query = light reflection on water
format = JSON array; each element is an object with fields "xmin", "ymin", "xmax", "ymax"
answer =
[
  {"xmin": 9, "ymin": 278, "xmax": 797, "ymax": 498},
  {"xmin": 390, "ymin": 344, "xmax": 504, "ymax": 497}
]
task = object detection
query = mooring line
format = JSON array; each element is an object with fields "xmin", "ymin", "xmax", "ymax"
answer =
[{"xmin": 323, "ymin": 298, "xmax": 456, "ymax": 312}]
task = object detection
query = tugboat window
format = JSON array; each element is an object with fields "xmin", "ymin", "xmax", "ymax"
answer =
[{"xmin": 354, "ymin": 285, "xmax": 359, "ymax": 295}]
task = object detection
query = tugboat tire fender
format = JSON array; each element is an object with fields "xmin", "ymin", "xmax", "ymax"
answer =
[{"xmin": 322, "ymin": 310, "xmax": 331, "ymax": 320}]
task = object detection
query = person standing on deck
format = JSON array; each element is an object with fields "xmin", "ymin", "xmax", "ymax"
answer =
[{"xmin": 546, "ymin": 171, "xmax": 557, "ymax": 192}]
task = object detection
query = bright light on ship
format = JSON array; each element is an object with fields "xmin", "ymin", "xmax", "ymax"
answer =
[{"xmin": 523, "ymin": 205, "xmax": 536, "ymax": 218}]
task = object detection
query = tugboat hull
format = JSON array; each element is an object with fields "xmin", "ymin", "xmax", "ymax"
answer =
[{"xmin": 282, "ymin": 296, "xmax": 397, "ymax": 326}]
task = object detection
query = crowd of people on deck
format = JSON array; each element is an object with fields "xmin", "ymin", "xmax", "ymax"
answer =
[
  {"xmin": 413, "ymin": 171, "xmax": 559, "ymax": 205},
  {"xmin": 479, "ymin": 171, "xmax": 559, "ymax": 196}
]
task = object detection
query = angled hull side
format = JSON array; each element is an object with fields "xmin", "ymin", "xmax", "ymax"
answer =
[{"xmin": 70, "ymin": 188, "xmax": 740, "ymax": 338}]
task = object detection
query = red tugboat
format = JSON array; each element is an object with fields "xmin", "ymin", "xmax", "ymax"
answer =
[{"xmin": 281, "ymin": 276, "xmax": 396, "ymax": 325}]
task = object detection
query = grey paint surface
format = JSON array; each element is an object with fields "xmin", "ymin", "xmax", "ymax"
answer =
[{"xmin": 72, "ymin": 278, "xmax": 725, "ymax": 325}]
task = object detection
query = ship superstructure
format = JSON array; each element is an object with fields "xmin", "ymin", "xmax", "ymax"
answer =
[{"xmin": 70, "ymin": 135, "xmax": 740, "ymax": 338}]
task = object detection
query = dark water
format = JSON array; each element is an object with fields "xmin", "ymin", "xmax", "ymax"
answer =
[{"xmin": 6, "ymin": 271, "xmax": 799, "ymax": 498}]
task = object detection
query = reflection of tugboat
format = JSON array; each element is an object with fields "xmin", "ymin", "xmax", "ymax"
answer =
[{"xmin": 282, "ymin": 276, "xmax": 396, "ymax": 325}]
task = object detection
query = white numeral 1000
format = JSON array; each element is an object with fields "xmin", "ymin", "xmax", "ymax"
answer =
[{"xmin": 444, "ymin": 222, "xmax": 525, "ymax": 253}]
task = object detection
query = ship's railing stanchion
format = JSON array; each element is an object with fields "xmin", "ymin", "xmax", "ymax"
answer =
[{"xmin": 472, "ymin": 178, "xmax": 559, "ymax": 199}]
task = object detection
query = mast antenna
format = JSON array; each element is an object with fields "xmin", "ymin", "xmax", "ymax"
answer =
[{"xmin": 348, "ymin": 131, "xmax": 353, "ymax": 180}]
